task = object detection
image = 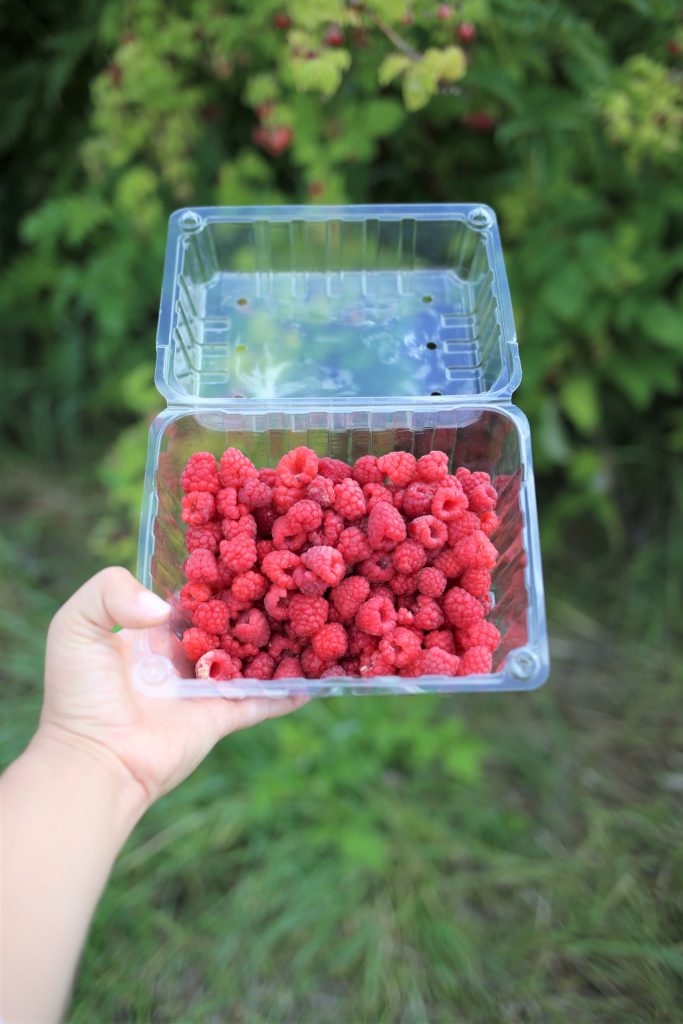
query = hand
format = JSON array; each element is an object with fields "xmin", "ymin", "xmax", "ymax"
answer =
[{"xmin": 40, "ymin": 567, "xmax": 307, "ymax": 809}]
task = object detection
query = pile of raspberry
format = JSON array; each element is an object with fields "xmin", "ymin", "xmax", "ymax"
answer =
[{"xmin": 177, "ymin": 445, "xmax": 501, "ymax": 682}]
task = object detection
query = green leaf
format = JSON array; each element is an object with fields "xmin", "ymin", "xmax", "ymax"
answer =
[
  {"xmin": 642, "ymin": 301, "xmax": 683, "ymax": 352},
  {"xmin": 378, "ymin": 53, "xmax": 411, "ymax": 87},
  {"xmin": 560, "ymin": 375, "xmax": 600, "ymax": 434}
]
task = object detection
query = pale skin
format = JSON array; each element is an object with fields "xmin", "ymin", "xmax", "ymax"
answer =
[{"xmin": 0, "ymin": 567, "xmax": 307, "ymax": 1024}]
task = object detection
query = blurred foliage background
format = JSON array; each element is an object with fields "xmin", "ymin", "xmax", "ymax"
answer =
[{"xmin": 1, "ymin": 0, "xmax": 682, "ymax": 1020}]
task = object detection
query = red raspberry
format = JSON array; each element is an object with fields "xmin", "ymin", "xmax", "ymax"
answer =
[
  {"xmin": 333, "ymin": 478, "xmax": 366, "ymax": 520},
  {"xmin": 221, "ymin": 636, "xmax": 257, "ymax": 660},
  {"xmin": 302, "ymin": 545, "xmax": 345, "ymax": 587},
  {"xmin": 460, "ymin": 567, "xmax": 491, "ymax": 598},
  {"xmin": 433, "ymin": 548, "xmax": 462, "ymax": 578},
  {"xmin": 396, "ymin": 606, "xmax": 414, "ymax": 626},
  {"xmin": 219, "ymin": 447, "xmax": 258, "ymax": 489},
  {"xmin": 234, "ymin": 607, "xmax": 270, "ymax": 648},
  {"xmin": 378, "ymin": 626, "xmax": 421, "ymax": 668},
  {"xmin": 195, "ymin": 649, "xmax": 242, "ymax": 680},
  {"xmin": 273, "ymin": 655, "xmax": 303, "ymax": 679},
  {"xmin": 273, "ymin": 482, "xmax": 306, "ymax": 514},
  {"xmin": 287, "ymin": 499, "xmax": 323, "ymax": 533},
  {"xmin": 215, "ymin": 560, "xmax": 235, "ymax": 590},
  {"xmin": 181, "ymin": 451, "xmax": 220, "ymax": 493},
  {"xmin": 458, "ymin": 645, "xmax": 493, "ymax": 676},
  {"xmin": 289, "ymin": 593, "xmax": 329, "ymax": 637},
  {"xmin": 388, "ymin": 485, "xmax": 406, "ymax": 513},
  {"xmin": 408, "ymin": 515, "xmax": 447, "ymax": 551},
  {"xmin": 443, "ymin": 587, "xmax": 485, "ymax": 629},
  {"xmin": 262, "ymin": 549, "xmax": 301, "ymax": 589},
  {"xmin": 232, "ymin": 570, "xmax": 268, "ymax": 602},
  {"xmin": 221, "ymin": 590, "xmax": 251, "ymax": 622},
  {"xmin": 392, "ymin": 539, "xmax": 426, "ymax": 574},
  {"xmin": 276, "ymin": 446, "xmax": 319, "ymax": 488},
  {"xmin": 245, "ymin": 652, "xmax": 275, "ymax": 679},
  {"xmin": 221, "ymin": 514, "xmax": 257, "ymax": 540},
  {"xmin": 431, "ymin": 481, "xmax": 468, "ymax": 521},
  {"xmin": 452, "ymin": 530, "xmax": 497, "ymax": 571},
  {"xmin": 356, "ymin": 594, "xmax": 397, "ymax": 636},
  {"xmin": 312, "ymin": 622, "xmax": 348, "ymax": 662},
  {"xmin": 306, "ymin": 475, "xmax": 335, "ymax": 507},
  {"xmin": 362, "ymin": 482, "xmax": 395, "ymax": 511},
  {"xmin": 418, "ymin": 647, "xmax": 460, "ymax": 676},
  {"xmin": 341, "ymin": 657, "xmax": 360, "ymax": 676},
  {"xmin": 253, "ymin": 505, "xmax": 278, "ymax": 538},
  {"xmin": 352, "ymin": 454, "xmax": 383, "ymax": 485},
  {"xmin": 479, "ymin": 510, "xmax": 499, "ymax": 537},
  {"xmin": 259, "ymin": 467, "xmax": 277, "ymax": 487},
  {"xmin": 271, "ymin": 516, "xmax": 307, "ymax": 552},
  {"xmin": 309, "ymin": 510, "xmax": 345, "ymax": 548},
  {"xmin": 456, "ymin": 468, "xmax": 491, "ymax": 494},
  {"xmin": 219, "ymin": 535, "xmax": 257, "ymax": 574},
  {"xmin": 468, "ymin": 483, "xmax": 498, "ymax": 514},
  {"xmin": 367, "ymin": 501, "xmax": 406, "ymax": 551},
  {"xmin": 182, "ymin": 627, "xmax": 219, "ymax": 661},
  {"xmin": 256, "ymin": 539, "xmax": 274, "ymax": 562},
  {"xmin": 359, "ymin": 552, "xmax": 395, "ymax": 583},
  {"xmin": 424, "ymin": 629, "xmax": 456, "ymax": 654},
  {"xmin": 292, "ymin": 566, "xmax": 328, "ymax": 597},
  {"xmin": 403, "ymin": 481, "xmax": 438, "ymax": 518},
  {"xmin": 416, "ymin": 450, "xmax": 449, "ymax": 483},
  {"xmin": 320, "ymin": 664, "xmax": 347, "ymax": 678},
  {"xmin": 412, "ymin": 595, "xmax": 444, "ymax": 631},
  {"xmin": 360, "ymin": 651, "xmax": 394, "ymax": 677},
  {"xmin": 181, "ymin": 491, "xmax": 216, "ymax": 526},
  {"xmin": 417, "ymin": 566, "xmax": 446, "ymax": 597},
  {"xmin": 185, "ymin": 522, "xmax": 222, "ymax": 554},
  {"xmin": 390, "ymin": 572, "xmax": 419, "ymax": 596},
  {"xmin": 216, "ymin": 486, "xmax": 243, "ymax": 520},
  {"xmin": 377, "ymin": 451, "xmax": 417, "ymax": 487},
  {"xmin": 270, "ymin": 634, "xmax": 302, "ymax": 660},
  {"xmin": 238, "ymin": 477, "xmax": 272, "ymax": 509},
  {"xmin": 338, "ymin": 526, "xmax": 372, "ymax": 565},
  {"xmin": 479, "ymin": 594, "xmax": 493, "ymax": 616},
  {"xmin": 301, "ymin": 646, "xmax": 327, "ymax": 678},
  {"xmin": 447, "ymin": 511, "xmax": 481, "ymax": 545},
  {"xmin": 264, "ymin": 584, "xmax": 291, "ymax": 621},
  {"xmin": 192, "ymin": 599, "xmax": 230, "ymax": 634},
  {"xmin": 318, "ymin": 456, "xmax": 352, "ymax": 482},
  {"xmin": 184, "ymin": 548, "xmax": 219, "ymax": 584},
  {"xmin": 330, "ymin": 575, "xmax": 370, "ymax": 621},
  {"xmin": 179, "ymin": 581, "xmax": 213, "ymax": 613},
  {"xmin": 347, "ymin": 624, "xmax": 379, "ymax": 658},
  {"xmin": 459, "ymin": 621, "xmax": 501, "ymax": 652}
]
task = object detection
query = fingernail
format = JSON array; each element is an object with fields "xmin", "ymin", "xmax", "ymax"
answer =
[{"xmin": 137, "ymin": 590, "xmax": 171, "ymax": 618}]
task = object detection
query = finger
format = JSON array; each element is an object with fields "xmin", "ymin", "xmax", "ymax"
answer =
[
  {"xmin": 51, "ymin": 567, "xmax": 171, "ymax": 642},
  {"xmin": 205, "ymin": 693, "xmax": 310, "ymax": 739}
]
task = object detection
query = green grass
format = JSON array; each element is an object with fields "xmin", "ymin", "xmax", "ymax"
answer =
[{"xmin": 1, "ymin": 464, "xmax": 682, "ymax": 1023}]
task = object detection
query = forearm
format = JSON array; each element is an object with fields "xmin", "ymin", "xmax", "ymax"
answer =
[{"xmin": 1, "ymin": 728, "xmax": 147, "ymax": 1024}]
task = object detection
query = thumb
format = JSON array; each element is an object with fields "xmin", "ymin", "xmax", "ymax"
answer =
[{"xmin": 50, "ymin": 567, "xmax": 171, "ymax": 643}]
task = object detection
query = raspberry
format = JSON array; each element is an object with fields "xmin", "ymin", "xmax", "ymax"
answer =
[
  {"xmin": 309, "ymin": 510, "xmax": 345, "ymax": 548},
  {"xmin": 458, "ymin": 645, "xmax": 493, "ymax": 676},
  {"xmin": 468, "ymin": 483, "xmax": 498, "ymax": 514},
  {"xmin": 447, "ymin": 511, "xmax": 481, "ymax": 546},
  {"xmin": 403, "ymin": 481, "xmax": 438, "ymax": 518},
  {"xmin": 424, "ymin": 629, "xmax": 456, "ymax": 653},
  {"xmin": 443, "ymin": 587, "xmax": 485, "ymax": 629},
  {"xmin": 412, "ymin": 595, "xmax": 444, "ymax": 631},
  {"xmin": 312, "ymin": 622, "xmax": 348, "ymax": 662},
  {"xmin": 221, "ymin": 590, "xmax": 251, "ymax": 622},
  {"xmin": 452, "ymin": 530, "xmax": 497, "ymax": 571},
  {"xmin": 356, "ymin": 595, "xmax": 397, "ymax": 636},
  {"xmin": 360, "ymin": 651, "xmax": 394, "ymax": 677},
  {"xmin": 219, "ymin": 535, "xmax": 257, "ymax": 574},
  {"xmin": 234, "ymin": 608, "xmax": 270, "ymax": 648},
  {"xmin": 238, "ymin": 477, "xmax": 272, "ymax": 509},
  {"xmin": 459, "ymin": 620, "xmax": 501, "ymax": 652},
  {"xmin": 178, "ymin": 581, "xmax": 213, "ymax": 613},
  {"xmin": 184, "ymin": 548, "xmax": 219, "ymax": 584},
  {"xmin": 216, "ymin": 487, "xmax": 243, "ymax": 520},
  {"xmin": 338, "ymin": 526, "xmax": 372, "ymax": 565},
  {"xmin": 352, "ymin": 454, "xmax": 383, "ymax": 485},
  {"xmin": 182, "ymin": 627, "xmax": 219, "ymax": 661},
  {"xmin": 396, "ymin": 606, "xmax": 414, "ymax": 626},
  {"xmin": 417, "ymin": 566, "xmax": 447, "ymax": 597},
  {"xmin": 347, "ymin": 624, "xmax": 379, "ymax": 658},
  {"xmin": 222, "ymin": 636, "xmax": 257, "ymax": 660},
  {"xmin": 418, "ymin": 647, "xmax": 460, "ymax": 676},
  {"xmin": 416, "ymin": 450, "xmax": 449, "ymax": 483},
  {"xmin": 259, "ymin": 467, "xmax": 277, "ymax": 487},
  {"xmin": 181, "ymin": 451, "xmax": 220, "ymax": 493},
  {"xmin": 390, "ymin": 571, "xmax": 419, "ymax": 596},
  {"xmin": 245, "ymin": 653, "xmax": 275, "ymax": 679},
  {"xmin": 306, "ymin": 475, "xmax": 335, "ymax": 507},
  {"xmin": 392, "ymin": 539, "xmax": 426, "ymax": 574},
  {"xmin": 181, "ymin": 491, "xmax": 216, "ymax": 527},
  {"xmin": 433, "ymin": 548, "xmax": 462, "ymax": 578},
  {"xmin": 377, "ymin": 451, "xmax": 416, "ymax": 487},
  {"xmin": 320, "ymin": 664, "xmax": 347, "ymax": 678},
  {"xmin": 254, "ymin": 506, "xmax": 278, "ymax": 539},
  {"xmin": 272, "ymin": 516, "xmax": 307, "ymax": 552},
  {"xmin": 318, "ymin": 456, "xmax": 352, "ymax": 482},
  {"xmin": 273, "ymin": 482, "xmax": 306, "ymax": 514},
  {"xmin": 264, "ymin": 585, "xmax": 291, "ymax": 621},
  {"xmin": 287, "ymin": 499, "xmax": 323, "ymax": 533},
  {"xmin": 221, "ymin": 515, "xmax": 257, "ymax": 541},
  {"xmin": 277, "ymin": 446, "xmax": 319, "ymax": 488},
  {"xmin": 192, "ymin": 599, "xmax": 230, "ymax": 635},
  {"xmin": 460, "ymin": 567, "xmax": 491, "ymax": 598},
  {"xmin": 330, "ymin": 576, "xmax": 370, "ymax": 622},
  {"xmin": 479, "ymin": 594, "xmax": 493, "ymax": 616},
  {"xmin": 195, "ymin": 649, "xmax": 242, "ymax": 680},
  {"xmin": 367, "ymin": 501, "xmax": 406, "ymax": 552},
  {"xmin": 262, "ymin": 549, "xmax": 301, "ymax": 589},
  {"xmin": 232, "ymin": 570, "xmax": 268, "ymax": 602},
  {"xmin": 289, "ymin": 593, "xmax": 329, "ymax": 637},
  {"xmin": 219, "ymin": 447, "xmax": 258, "ymax": 489},
  {"xmin": 389, "ymin": 486, "xmax": 405, "ymax": 513},
  {"xmin": 292, "ymin": 565, "xmax": 328, "ymax": 597},
  {"xmin": 185, "ymin": 522, "xmax": 222, "ymax": 554},
  {"xmin": 408, "ymin": 515, "xmax": 447, "ymax": 551},
  {"xmin": 456, "ymin": 468, "xmax": 491, "ymax": 495},
  {"xmin": 431, "ymin": 482, "xmax": 468, "ymax": 521},
  {"xmin": 302, "ymin": 545, "xmax": 345, "ymax": 587},
  {"xmin": 341, "ymin": 657, "xmax": 361, "ymax": 676},
  {"xmin": 359, "ymin": 552, "xmax": 395, "ymax": 583},
  {"xmin": 378, "ymin": 626, "xmax": 421, "ymax": 668},
  {"xmin": 215, "ymin": 560, "xmax": 235, "ymax": 590},
  {"xmin": 273, "ymin": 655, "xmax": 303, "ymax": 678},
  {"xmin": 479, "ymin": 510, "xmax": 499, "ymax": 537},
  {"xmin": 362, "ymin": 482, "xmax": 395, "ymax": 511},
  {"xmin": 270, "ymin": 634, "xmax": 302, "ymax": 660},
  {"xmin": 333, "ymin": 478, "xmax": 366, "ymax": 520},
  {"xmin": 301, "ymin": 646, "xmax": 327, "ymax": 678}
]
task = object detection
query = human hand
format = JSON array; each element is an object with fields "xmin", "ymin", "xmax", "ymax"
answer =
[{"xmin": 39, "ymin": 567, "xmax": 307, "ymax": 810}]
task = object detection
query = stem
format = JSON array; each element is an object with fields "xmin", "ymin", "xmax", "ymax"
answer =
[{"xmin": 368, "ymin": 13, "xmax": 421, "ymax": 62}]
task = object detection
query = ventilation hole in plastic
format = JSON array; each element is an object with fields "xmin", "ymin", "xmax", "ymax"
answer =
[
  {"xmin": 467, "ymin": 206, "xmax": 494, "ymax": 230},
  {"xmin": 431, "ymin": 390, "xmax": 442, "ymax": 396},
  {"xmin": 426, "ymin": 341, "xmax": 437, "ymax": 350},
  {"xmin": 509, "ymin": 649, "xmax": 539, "ymax": 680},
  {"xmin": 422, "ymin": 295, "xmax": 433, "ymax": 303},
  {"xmin": 237, "ymin": 297, "xmax": 248, "ymax": 306},
  {"xmin": 178, "ymin": 210, "xmax": 202, "ymax": 232}
]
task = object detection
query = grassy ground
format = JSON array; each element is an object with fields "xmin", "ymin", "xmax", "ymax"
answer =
[{"xmin": 1, "ymin": 464, "xmax": 682, "ymax": 1024}]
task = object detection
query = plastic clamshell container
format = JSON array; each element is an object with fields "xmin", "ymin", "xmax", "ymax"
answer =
[{"xmin": 135, "ymin": 204, "xmax": 548, "ymax": 697}]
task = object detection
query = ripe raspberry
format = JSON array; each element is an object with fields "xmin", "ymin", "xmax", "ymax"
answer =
[
  {"xmin": 292, "ymin": 565, "xmax": 328, "ymax": 597},
  {"xmin": 309, "ymin": 510, "xmax": 345, "ymax": 548},
  {"xmin": 245, "ymin": 652, "xmax": 275, "ymax": 679},
  {"xmin": 185, "ymin": 522, "xmax": 222, "ymax": 554},
  {"xmin": 390, "ymin": 571, "xmax": 419, "ymax": 596},
  {"xmin": 468, "ymin": 483, "xmax": 498, "ymax": 514},
  {"xmin": 330, "ymin": 575, "xmax": 370, "ymax": 622},
  {"xmin": 320, "ymin": 664, "xmax": 347, "ymax": 678},
  {"xmin": 312, "ymin": 622, "xmax": 348, "ymax": 662},
  {"xmin": 341, "ymin": 656, "xmax": 360, "ymax": 676},
  {"xmin": 318, "ymin": 456, "xmax": 352, "ymax": 482},
  {"xmin": 221, "ymin": 514, "xmax": 257, "ymax": 540},
  {"xmin": 215, "ymin": 486, "xmax": 243, "ymax": 520},
  {"xmin": 181, "ymin": 491, "xmax": 216, "ymax": 526},
  {"xmin": 192, "ymin": 599, "xmax": 229, "ymax": 634},
  {"xmin": 367, "ymin": 501, "xmax": 406, "ymax": 551},
  {"xmin": 479, "ymin": 510, "xmax": 499, "ymax": 537},
  {"xmin": 360, "ymin": 651, "xmax": 394, "ymax": 677},
  {"xmin": 459, "ymin": 620, "xmax": 500, "ymax": 652},
  {"xmin": 377, "ymin": 451, "xmax": 417, "ymax": 487},
  {"xmin": 181, "ymin": 452, "xmax": 220, "ymax": 494},
  {"xmin": 416, "ymin": 450, "xmax": 449, "ymax": 483},
  {"xmin": 347, "ymin": 624, "xmax": 379, "ymax": 658},
  {"xmin": 272, "ymin": 515, "xmax": 307, "ymax": 552},
  {"xmin": 417, "ymin": 566, "xmax": 447, "ymax": 597},
  {"xmin": 431, "ymin": 482, "xmax": 468, "ymax": 521},
  {"xmin": 443, "ymin": 587, "xmax": 485, "ymax": 629},
  {"xmin": 253, "ymin": 505, "xmax": 278, "ymax": 539},
  {"xmin": 408, "ymin": 515, "xmax": 447, "ymax": 551},
  {"xmin": 179, "ymin": 581, "xmax": 213, "ymax": 613},
  {"xmin": 359, "ymin": 552, "xmax": 395, "ymax": 583},
  {"xmin": 306, "ymin": 475, "xmax": 335, "ymax": 507},
  {"xmin": 452, "ymin": 530, "xmax": 497, "ymax": 571},
  {"xmin": 424, "ymin": 629, "xmax": 456, "ymax": 653},
  {"xmin": 413, "ymin": 595, "xmax": 444, "ymax": 631},
  {"xmin": 182, "ymin": 627, "xmax": 219, "ymax": 661},
  {"xmin": 221, "ymin": 589, "xmax": 251, "ymax": 620},
  {"xmin": 234, "ymin": 607, "xmax": 270, "ymax": 648},
  {"xmin": 273, "ymin": 482, "xmax": 306, "ymax": 514},
  {"xmin": 259, "ymin": 467, "xmax": 277, "ymax": 487},
  {"xmin": 456, "ymin": 468, "xmax": 491, "ymax": 494},
  {"xmin": 195, "ymin": 649, "xmax": 242, "ymax": 681},
  {"xmin": 232, "ymin": 571, "xmax": 268, "ymax": 602},
  {"xmin": 215, "ymin": 560, "xmax": 235, "ymax": 590},
  {"xmin": 458, "ymin": 645, "xmax": 493, "ymax": 676},
  {"xmin": 396, "ymin": 606, "xmax": 414, "ymax": 626},
  {"xmin": 447, "ymin": 511, "xmax": 481, "ymax": 546},
  {"xmin": 262, "ymin": 549, "xmax": 301, "ymax": 589},
  {"xmin": 302, "ymin": 545, "xmax": 345, "ymax": 587},
  {"xmin": 362, "ymin": 482, "xmax": 395, "ymax": 511},
  {"xmin": 338, "ymin": 526, "xmax": 372, "ymax": 565},
  {"xmin": 419, "ymin": 647, "xmax": 460, "ymax": 676},
  {"xmin": 378, "ymin": 626, "xmax": 421, "ymax": 668},
  {"xmin": 277, "ymin": 446, "xmax": 319, "ymax": 488},
  {"xmin": 479, "ymin": 594, "xmax": 493, "ymax": 616},
  {"xmin": 273, "ymin": 655, "xmax": 303, "ymax": 679},
  {"xmin": 356, "ymin": 594, "xmax": 397, "ymax": 636},
  {"xmin": 287, "ymin": 499, "xmax": 323, "ymax": 533},
  {"xmin": 352, "ymin": 454, "xmax": 383, "ymax": 485},
  {"xmin": 238, "ymin": 477, "xmax": 272, "ymax": 509},
  {"xmin": 433, "ymin": 548, "xmax": 462, "ymax": 578},
  {"xmin": 264, "ymin": 584, "xmax": 291, "ymax": 621},
  {"xmin": 301, "ymin": 645, "xmax": 327, "ymax": 678},
  {"xmin": 460, "ymin": 567, "xmax": 492, "ymax": 598},
  {"xmin": 392, "ymin": 539, "xmax": 426, "ymax": 574},
  {"xmin": 333, "ymin": 478, "xmax": 366, "ymax": 520},
  {"xmin": 219, "ymin": 532, "xmax": 257, "ymax": 573},
  {"xmin": 389, "ymin": 486, "xmax": 405, "ymax": 513},
  {"xmin": 403, "ymin": 481, "xmax": 438, "ymax": 519},
  {"xmin": 256, "ymin": 540, "xmax": 274, "ymax": 564},
  {"xmin": 270, "ymin": 634, "xmax": 301, "ymax": 660},
  {"xmin": 184, "ymin": 548, "xmax": 219, "ymax": 584},
  {"xmin": 219, "ymin": 447, "xmax": 258, "ymax": 489},
  {"xmin": 289, "ymin": 593, "xmax": 329, "ymax": 637}
]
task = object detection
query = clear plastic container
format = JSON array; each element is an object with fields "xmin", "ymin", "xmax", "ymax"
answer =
[{"xmin": 135, "ymin": 204, "xmax": 548, "ymax": 697}]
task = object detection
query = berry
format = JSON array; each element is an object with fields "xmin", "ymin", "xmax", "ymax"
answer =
[
  {"xmin": 390, "ymin": 571, "xmax": 419, "ymax": 596},
  {"xmin": 362, "ymin": 482, "xmax": 395, "ymax": 511},
  {"xmin": 306, "ymin": 475, "xmax": 335, "ymax": 507},
  {"xmin": 181, "ymin": 452, "xmax": 220, "ymax": 493},
  {"xmin": 287, "ymin": 499, "xmax": 323, "ymax": 533},
  {"xmin": 273, "ymin": 12, "xmax": 291, "ymax": 30},
  {"xmin": 443, "ymin": 587, "xmax": 485, "ymax": 629},
  {"xmin": 192, "ymin": 599, "xmax": 230, "ymax": 635},
  {"xmin": 234, "ymin": 608, "xmax": 270, "ymax": 648},
  {"xmin": 232, "ymin": 571, "xmax": 268, "ymax": 602},
  {"xmin": 253, "ymin": 506, "xmax": 278, "ymax": 540},
  {"xmin": 270, "ymin": 634, "xmax": 302, "ymax": 659},
  {"xmin": 181, "ymin": 491, "xmax": 216, "ymax": 526},
  {"xmin": 195, "ymin": 649, "xmax": 242, "ymax": 681},
  {"xmin": 186, "ymin": 522, "xmax": 222, "ymax": 553},
  {"xmin": 330, "ymin": 576, "xmax": 370, "ymax": 622},
  {"xmin": 360, "ymin": 651, "xmax": 394, "ymax": 677},
  {"xmin": 468, "ymin": 483, "xmax": 498, "ymax": 514},
  {"xmin": 292, "ymin": 565, "xmax": 328, "ymax": 597},
  {"xmin": 302, "ymin": 545, "xmax": 345, "ymax": 586},
  {"xmin": 403, "ymin": 481, "xmax": 438, "ymax": 519},
  {"xmin": 179, "ymin": 581, "xmax": 213, "ymax": 613},
  {"xmin": 312, "ymin": 622, "xmax": 348, "ymax": 661},
  {"xmin": 245, "ymin": 653, "xmax": 275, "ymax": 679},
  {"xmin": 479, "ymin": 510, "xmax": 499, "ymax": 537},
  {"xmin": 424, "ymin": 629, "xmax": 456, "ymax": 654},
  {"xmin": 273, "ymin": 655, "xmax": 303, "ymax": 679},
  {"xmin": 417, "ymin": 566, "xmax": 446, "ymax": 597},
  {"xmin": 413, "ymin": 595, "xmax": 444, "ymax": 631},
  {"xmin": 256, "ymin": 539, "xmax": 274, "ymax": 562},
  {"xmin": 352, "ymin": 455, "xmax": 383, "ymax": 485},
  {"xmin": 259, "ymin": 467, "xmax": 277, "ymax": 487},
  {"xmin": 185, "ymin": 548, "xmax": 219, "ymax": 584},
  {"xmin": 456, "ymin": 21, "xmax": 477, "ymax": 44},
  {"xmin": 458, "ymin": 645, "xmax": 492, "ymax": 676},
  {"xmin": 431, "ymin": 482, "xmax": 468, "ymax": 521},
  {"xmin": 221, "ymin": 514, "xmax": 257, "ymax": 541},
  {"xmin": 277, "ymin": 446, "xmax": 319, "ymax": 488},
  {"xmin": 377, "ymin": 451, "xmax": 417, "ymax": 487},
  {"xmin": 436, "ymin": 4, "xmax": 453, "ymax": 20},
  {"xmin": 301, "ymin": 646, "xmax": 327, "ymax": 677},
  {"xmin": 219, "ymin": 447, "xmax": 258, "ymax": 489},
  {"xmin": 408, "ymin": 515, "xmax": 448, "ymax": 550},
  {"xmin": 392, "ymin": 539, "xmax": 426, "ymax": 574},
  {"xmin": 433, "ymin": 548, "xmax": 462, "ymax": 577},
  {"xmin": 379, "ymin": 627, "xmax": 421, "ymax": 668},
  {"xmin": 320, "ymin": 511, "xmax": 345, "ymax": 546},
  {"xmin": 320, "ymin": 664, "xmax": 346, "ymax": 678},
  {"xmin": 333, "ymin": 478, "xmax": 366, "ymax": 520},
  {"xmin": 271, "ymin": 516, "xmax": 307, "ymax": 553},
  {"xmin": 447, "ymin": 511, "xmax": 481, "ymax": 546},
  {"xmin": 264, "ymin": 584, "xmax": 291, "ymax": 621},
  {"xmin": 273, "ymin": 482, "xmax": 306, "ymax": 514},
  {"xmin": 417, "ymin": 451, "xmax": 449, "ymax": 483},
  {"xmin": 419, "ymin": 647, "xmax": 460, "ymax": 676},
  {"xmin": 460, "ymin": 567, "xmax": 491, "ymax": 598},
  {"xmin": 459, "ymin": 620, "xmax": 500, "ymax": 652},
  {"xmin": 262, "ymin": 549, "xmax": 301, "ymax": 589},
  {"xmin": 219, "ymin": 535, "xmax": 257, "ymax": 574},
  {"xmin": 356, "ymin": 595, "xmax": 397, "ymax": 636},
  {"xmin": 324, "ymin": 23, "xmax": 345, "ymax": 46},
  {"xmin": 456, "ymin": 468, "xmax": 490, "ymax": 494},
  {"xmin": 216, "ymin": 486, "xmax": 243, "ymax": 520},
  {"xmin": 359, "ymin": 552, "xmax": 395, "ymax": 583},
  {"xmin": 318, "ymin": 456, "xmax": 352, "ymax": 482},
  {"xmin": 289, "ymin": 593, "xmax": 329, "ymax": 637},
  {"xmin": 238, "ymin": 477, "xmax": 272, "ymax": 509},
  {"xmin": 367, "ymin": 501, "xmax": 407, "ymax": 551},
  {"xmin": 338, "ymin": 526, "xmax": 372, "ymax": 565},
  {"xmin": 182, "ymin": 627, "xmax": 219, "ymax": 661},
  {"xmin": 452, "ymin": 530, "xmax": 497, "ymax": 571}
]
